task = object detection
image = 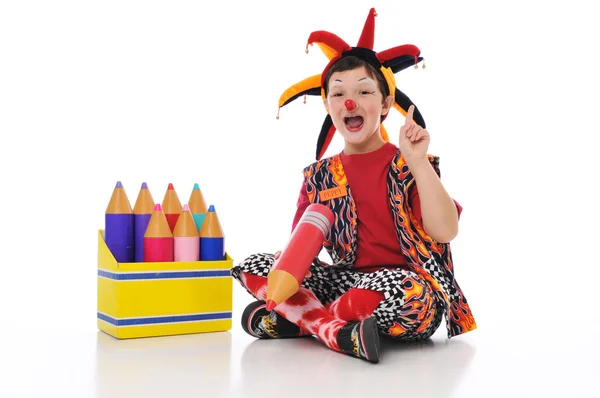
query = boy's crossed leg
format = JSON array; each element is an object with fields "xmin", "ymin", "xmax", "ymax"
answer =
[
  {"xmin": 238, "ymin": 271, "xmax": 380, "ymax": 363},
  {"xmin": 232, "ymin": 253, "xmax": 444, "ymax": 362}
]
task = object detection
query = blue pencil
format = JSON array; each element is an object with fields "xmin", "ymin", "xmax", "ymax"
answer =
[{"xmin": 199, "ymin": 205, "xmax": 225, "ymax": 261}]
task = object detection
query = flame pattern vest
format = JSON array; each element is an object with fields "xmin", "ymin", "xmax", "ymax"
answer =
[{"xmin": 302, "ymin": 151, "xmax": 477, "ymax": 338}]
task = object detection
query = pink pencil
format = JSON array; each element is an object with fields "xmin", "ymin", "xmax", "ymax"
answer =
[{"xmin": 173, "ymin": 204, "xmax": 200, "ymax": 262}]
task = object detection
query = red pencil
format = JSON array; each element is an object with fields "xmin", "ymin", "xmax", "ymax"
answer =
[
  {"xmin": 144, "ymin": 203, "xmax": 174, "ymax": 262},
  {"xmin": 162, "ymin": 183, "xmax": 182, "ymax": 233}
]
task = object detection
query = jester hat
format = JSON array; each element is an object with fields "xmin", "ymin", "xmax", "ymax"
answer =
[{"xmin": 277, "ymin": 8, "xmax": 426, "ymax": 160}]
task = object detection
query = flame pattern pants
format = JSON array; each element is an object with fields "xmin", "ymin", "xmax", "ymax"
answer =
[{"xmin": 232, "ymin": 252, "xmax": 444, "ymax": 340}]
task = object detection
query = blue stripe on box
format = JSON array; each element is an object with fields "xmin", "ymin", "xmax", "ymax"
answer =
[
  {"xmin": 97, "ymin": 312, "xmax": 233, "ymax": 326},
  {"xmin": 98, "ymin": 269, "xmax": 231, "ymax": 280}
]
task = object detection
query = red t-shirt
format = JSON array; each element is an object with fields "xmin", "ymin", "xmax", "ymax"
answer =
[{"xmin": 291, "ymin": 142, "xmax": 462, "ymax": 272}]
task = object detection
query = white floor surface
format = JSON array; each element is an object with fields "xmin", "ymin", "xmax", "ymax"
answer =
[{"xmin": 2, "ymin": 295, "xmax": 598, "ymax": 398}]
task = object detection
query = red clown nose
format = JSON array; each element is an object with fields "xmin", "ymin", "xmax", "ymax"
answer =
[{"xmin": 344, "ymin": 99, "xmax": 357, "ymax": 111}]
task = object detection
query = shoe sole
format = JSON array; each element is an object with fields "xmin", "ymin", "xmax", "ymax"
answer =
[
  {"xmin": 361, "ymin": 317, "xmax": 381, "ymax": 363},
  {"xmin": 241, "ymin": 300, "xmax": 269, "ymax": 338}
]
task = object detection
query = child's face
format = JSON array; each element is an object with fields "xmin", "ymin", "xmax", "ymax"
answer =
[{"xmin": 324, "ymin": 66, "xmax": 394, "ymax": 154}]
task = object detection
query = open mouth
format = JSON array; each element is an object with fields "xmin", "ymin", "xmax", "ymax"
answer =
[{"xmin": 344, "ymin": 116, "xmax": 364, "ymax": 132}]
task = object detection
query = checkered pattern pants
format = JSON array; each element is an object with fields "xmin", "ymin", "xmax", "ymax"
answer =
[{"xmin": 231, "ymin": 252, "xmax": 444, "ymax": 340}]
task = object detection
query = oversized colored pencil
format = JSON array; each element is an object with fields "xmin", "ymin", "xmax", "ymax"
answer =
[
  {"xmin": 265, "ymin": 203, "xmax": 334, "ymax": 311},
  {"xmin": 173, "ymin": 204, "xmax": 200, "ymax": 262},
  {"xmin": 144, "ymin": 203, "xmax": 174, "ymax": 262},
  {"xmin": 199, "ymin": 205, "xmax": 225, "ymax": 261},
  {"xmin": 188, "ymin": 183, "xmax": 208, "ymax": 232},
  {"xmin": 162, "ymin": 183, "xmax": 182, "ymax": 233},
  {"xmin": 105, "ymin": 181, "xmax": 134, "ymax": 263},
  {"xmin": 133, "ymin": 182, "xmax": 155, "ymax": 262}
]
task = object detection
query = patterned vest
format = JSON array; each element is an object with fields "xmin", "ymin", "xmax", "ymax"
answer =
[{"xmin": 302, "ymin": 150, "xmax": 477, "ymax": 338}]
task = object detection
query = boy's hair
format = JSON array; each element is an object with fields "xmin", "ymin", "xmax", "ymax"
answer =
[{"xmin": 323, "ymin": 56, "xmax": 390, "ymax": 102}]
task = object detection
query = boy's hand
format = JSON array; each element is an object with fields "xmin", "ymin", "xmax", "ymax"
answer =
[
  {"xmin": 399, "ymin": 105, "xmax": 430, "ymax": 166},
  {"xmin": 273, "ymin": 250, "xmax": 312, "ymax": 278}
]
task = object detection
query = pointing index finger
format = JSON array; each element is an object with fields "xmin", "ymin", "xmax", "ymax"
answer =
[{"xmin": 404, "ymin": 105, "xmax": 415, "ymax": 126}]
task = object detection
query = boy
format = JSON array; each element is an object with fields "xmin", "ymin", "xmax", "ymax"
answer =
[{"xmin": 231, "ymin": 8, "xmax": 476, "ymax": 364}]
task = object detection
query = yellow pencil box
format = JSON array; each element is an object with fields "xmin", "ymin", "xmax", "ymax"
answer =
[{"xmin": 96, "ymin": 229, "xmax": 233, "ymax": 339}]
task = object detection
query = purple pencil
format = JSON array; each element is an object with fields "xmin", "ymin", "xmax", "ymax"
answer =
[
  {"xmin": 105, "ymin": 181, "xmax": 134, "ymax": 263},
  {"xmin": 133, "ymin": 182, "xmax": 155, "ymax": 262}
]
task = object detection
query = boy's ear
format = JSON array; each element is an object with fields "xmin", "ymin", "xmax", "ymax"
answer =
[{"xmin": 381, "ymin": 95, "xmax": 394, "ymax": 116}]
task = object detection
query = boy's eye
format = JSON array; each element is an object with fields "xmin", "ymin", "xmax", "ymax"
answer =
[
  {"xmin": 331, "ymin": 93, "xmax": 343, "ymax": 97},
  {"xmin": 360, "ymin": 90, "xmax": 375, "ymax": 95}
]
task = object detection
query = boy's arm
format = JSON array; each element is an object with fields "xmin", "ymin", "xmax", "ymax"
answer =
[
  {"xmin": 409, "ymin": 185, "xmax": 462, "ymax": 226},
  {"xmin": 291, "ymin": 180, "xmax": 311, "ymax": 234},
  {"xmin": 409, "ymin": 159, "xmax": 459, "ymax": 243}
]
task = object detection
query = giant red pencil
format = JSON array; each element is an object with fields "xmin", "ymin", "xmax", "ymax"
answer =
[
  {"xmin": 173, "ymin": 204, "xmax": 200, "ymax": 262},
  {"xmin": 162, "ymin": 183, "xmax": 182, "ymax": 233},
  {"xmin": 144, "ymin": 203, "xmax": 174, "ymax": 262},
  {"xmin": 266, "ymin": 203, "xmax": 334, "ymax": 311}
]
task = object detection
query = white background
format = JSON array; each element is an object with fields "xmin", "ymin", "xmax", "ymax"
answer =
[{"xmin": 1, "ymin": 1, "xmax": 599, "ymax": 397}]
